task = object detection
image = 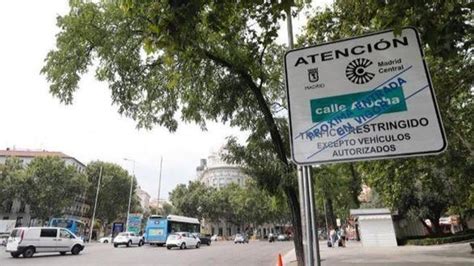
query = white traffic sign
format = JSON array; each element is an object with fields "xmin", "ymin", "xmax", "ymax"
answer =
[{"xmin": 285, "ymin": 27, "xmax": 446, "ymax": 165}]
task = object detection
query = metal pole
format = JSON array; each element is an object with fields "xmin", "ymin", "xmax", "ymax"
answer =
[
  {"xmin": 287, "ymin": 8, "xmax": 294, "ymax": 49},
  {"xmin": 302, "ymin": 166, "xmax": 314, "ymax": 266},
  {"xmin": 157, "ymin": 156, "xmax": 163, "ymax": 215},
  {"xmin": 89, "ymin": 166, "xmax": 102, "ymax": 243},
  {"xmin": 288, "ymin": 6, "xmax": 308, "ymax": 265},
  {"xmin": 297, "ymin": 166, "xmax": 307, "ymax": 256},
  {"xmin": 307, "ymin": 167, "xmax": 321, "ymax": 265},
  {"xmin": 124, "ymin": 159, "xmax": 135, "ymax": 232},
  {"xmin": 287, "ymin": 6, "xmax": 321, "ymax": 266}
]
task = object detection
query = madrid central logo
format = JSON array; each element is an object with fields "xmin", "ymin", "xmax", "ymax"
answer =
[{"xmin": 346, "ymin": 58, "xmax": 375, "ymax": 84}]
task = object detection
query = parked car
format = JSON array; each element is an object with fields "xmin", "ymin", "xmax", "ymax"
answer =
[
  {"xmin": 113, "ymin": 232, "xmax": 144, "ymax": 247},
  {"xmin": 166, "ymin": 232, "xmax": 200, "ymax": 250},
  {"xmin": 99, "ymin": 234, "xmax": 113, "ymax": 243},
  {"xmin": 210, "ymin": 234, "xmax": 220, "ymax": 241},
  {"xmin": 234, "ymin": 233, "xmax": 249, "ymax": 244},
  {"xmin": 277, "ymin": 234, "xmax": 289, "ymax": 241},
  {"xmin": 192, "ymin": 233, "xmax": 211, "ymax": 246},
  {"xmin": 6, "ymin": 227, "xmax": 84, "ymax": 258},
  {"xmin": 268, "ymin": 233, "xmax": 275, "ymax": 242}
]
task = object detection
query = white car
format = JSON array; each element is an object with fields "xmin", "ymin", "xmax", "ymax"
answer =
[
  {"xmin": 210, "ymin": 234, "xmax": 219, "ymax": 241},
  {"xmin": 6, "ymin": 227, "xmax": 84, "ymax": 258},
  {"xmin": 99, "ymin": 235, "xmax": 113, "ymax": 243},
  {"xmin": 113, "ymin": 232, "xmax": 144, "ymax": 247},
  {"xmin": 234, "ymin": 233, "xmax": 249, "ymax": 244},
  {"xmin": 166, "ymin": 232, "xmax": 200, "ymax": 250}
]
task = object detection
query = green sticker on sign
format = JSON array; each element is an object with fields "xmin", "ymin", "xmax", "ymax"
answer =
[{"xmin": 310, "ymin": 86, "xmax": 407, "ymax": 123}]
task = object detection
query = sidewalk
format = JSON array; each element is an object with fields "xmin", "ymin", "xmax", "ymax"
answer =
[{"xmin": 282, "ymin": 241, "xmax": 473, "ymax": 265}]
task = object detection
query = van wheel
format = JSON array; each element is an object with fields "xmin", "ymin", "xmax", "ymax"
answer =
[
  {"xmin": 71, "ymin": 245, "xmax": 81, "ymax": 255},
  {"xmin": 60, "ymin": 251, "xmax": 67, "ymax": 255},
  {"xmin": 196, "ymin": 242, "xmax": 200, "ymax": 248},
  {"xmin": 10, "ymin": 252, "xmax": 20, "ymax": 258},
  {"xmin": 180, "ymin": 243, "xmax": 185, "ymax": 249},
  {"xmin": 127, "ymin": 240, "xmax": 132, "ymax": 247},
  {"xmin": 23, "ymin": 247, "xmax": 35, "ymax": 258}
]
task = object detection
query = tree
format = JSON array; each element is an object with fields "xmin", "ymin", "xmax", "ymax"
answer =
[
  {"xmin": 169, "ymin": 179, "xmax": 287, "ymax": 233},
  {"xmin": 42, "ymin": 1, "xmax": 310, "ymax": 263},
  {"xmin": 160, "ymin": 202, "xmax": 176, "ymax": 216},
  {"xmin": 86, "ymin": 161, "xmax": 140, "ymax": 227},
  {"xmin": 302, "ymin": 0, "xmax": 473, "ymax": 235},
  {"xmin": 22, "ymin": 156, "xmax": 88, "ymax": 222},
  {"xmin": 0, "ymin": 158, "xmax": 26, "ymax": 213},
  {"xmin": 169, "ymin": 181, "xmax": 219, "ymax": 221}
]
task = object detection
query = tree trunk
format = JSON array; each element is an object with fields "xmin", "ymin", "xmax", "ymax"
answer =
[
  {"xmin": 325, "ymin": 197, "xmax": 337, "ymax": 229},
  {"xmin": 348, "ymin": 163, "xmax": 361, "ymax": 209},
  {"xmin": 285, "ymin": 186, "xmax": 304, "ymax": 266},
  {"xmin": 430, "ymin": 218, "xmax": 443, "ymax": 235}
]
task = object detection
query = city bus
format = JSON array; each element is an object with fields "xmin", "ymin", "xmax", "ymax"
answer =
[
  {"xmin": 144, "ymin": 215, "xmax": 200, "ymax": 246},
  {"xmin": 49, "ymin": 218, "xmax": 86, "ymax": 239}
]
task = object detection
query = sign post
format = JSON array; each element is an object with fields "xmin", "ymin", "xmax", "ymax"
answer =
[
  {"xmin": 286, "ymin": 8, "xmax": 320, "ymax": 266},
  {"xmin": 285, "ymin": 27, "xmax": 446, "ymax": 165}
]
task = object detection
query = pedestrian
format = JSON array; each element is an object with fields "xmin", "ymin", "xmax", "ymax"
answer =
[
  {"xmin": 340, "ymin": 225, "xmax": 347, "ymax": 247},
  {"xmin": 329, "ymin": 226, "xmax": 337, "ymax": 248}
]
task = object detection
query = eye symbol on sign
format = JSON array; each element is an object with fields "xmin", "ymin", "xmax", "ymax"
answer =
[
  {"xmin": 346, "ymin": 58, "xmax": 375, "ymax": 84},
  {"xmin": 308, "ymin": 68, "xmax": 319, "ymax": 83}
]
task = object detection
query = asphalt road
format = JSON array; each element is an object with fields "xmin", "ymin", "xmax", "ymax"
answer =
[{"xmin": 0, "ymin": 240, "xmax": 294, "ymax": 266}]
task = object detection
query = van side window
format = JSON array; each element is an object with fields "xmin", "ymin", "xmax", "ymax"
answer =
[
  {"xmin": 40, "ymin": 229, "xmax": 57, "ymax": 237},
  {"xmin": 60, "ymin": 229, "xmax": 72, "ymax": 239}
]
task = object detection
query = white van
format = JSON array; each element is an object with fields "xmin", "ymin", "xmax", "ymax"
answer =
[{"xmin": 6, "ymin": 227, "xmax": 85, "ymax": 258}]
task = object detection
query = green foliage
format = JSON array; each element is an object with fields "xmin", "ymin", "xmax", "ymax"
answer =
[
  {"xmin": 0, "ymin": 158, "xmax": 26, "ymax": 212},
  {"xmin": 312, "ymin": 164, "xmax": 362, "ymax": 226},
  {"xmin": 169, "ymin": 179, "xmax": 288, "ymax": 227},
  {"xmin": 22, "ymin": 156, "xmax": 89, "ymax": 222},
  {"xmin": 404, "ymin": 232, "xmax": 474, "ymax": 246},
  {"xmin": 302, "ymin": 0, "xmax": 473, "ymax": 234},
  {"xmin": 86, "ymin": 161, "xmax": 140, "ymax": 224}
]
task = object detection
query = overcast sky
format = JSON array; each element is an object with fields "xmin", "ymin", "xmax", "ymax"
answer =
[{"xmin": 0, "ymin": 1, "xmax": 331, "ymax": 200}]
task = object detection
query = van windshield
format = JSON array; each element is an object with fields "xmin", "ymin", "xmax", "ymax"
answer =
[{"xmin": 10, "ymin": 229, "xmax": 21, "ymax": 237}]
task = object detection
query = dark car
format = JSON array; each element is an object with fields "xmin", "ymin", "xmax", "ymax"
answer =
[{"xmin": 193, "ymin": 233, "xmax": 212, "ymax": 246}]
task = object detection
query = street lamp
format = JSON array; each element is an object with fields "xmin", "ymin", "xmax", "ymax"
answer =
[{"xmin": 123, "ymin": 158, "xmax": 136, "ymax": 232}]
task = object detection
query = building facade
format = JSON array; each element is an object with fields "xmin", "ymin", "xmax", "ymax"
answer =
[
  {"xmin": 136, "ymin": 186, "xmax": 151, "ymax": 212},
  {"xmin": 195, "ymin": 151, "xmax": 248, "ymax": 189},
  {"xmin": 0, "ymin": 149, "xmax": 90, "ymax": 226},
  {"xmin": 195, "ymin": 150, "xmax": 253, "ymax": 237}
]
